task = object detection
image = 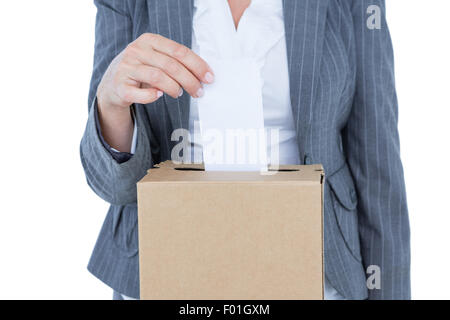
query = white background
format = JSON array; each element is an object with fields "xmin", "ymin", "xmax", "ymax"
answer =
[{"xmin": 0, "ymin": 0, "xmax": 449, "ymax": 300}]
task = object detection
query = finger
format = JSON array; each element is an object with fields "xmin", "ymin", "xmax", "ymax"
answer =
[
  {"xmin": 137, "ymin": 33, "xmax": 214, "ymax": 84},
  {"xmin": 119, "ymin": 85, "xmax": 163, "ymax": 105},
  {"xmin": 128, "ymin": 65, "xmax": 182, "ymax": 99},
  {"xmin": 138, "ymin": 50, "xmax": 203, "ymax": 98}
]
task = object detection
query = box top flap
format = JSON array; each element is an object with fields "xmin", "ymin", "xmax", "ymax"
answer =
[{"xmin": 139, "ymin": 161, "xmax": 324, "ymax": 184}]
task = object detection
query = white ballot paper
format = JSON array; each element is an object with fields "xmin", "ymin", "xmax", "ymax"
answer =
[{"xmin": 197, "ymin": 57, "xmax": 268, "ymax": 172}]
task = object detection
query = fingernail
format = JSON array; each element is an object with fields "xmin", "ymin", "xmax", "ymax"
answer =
[
  {"xmin": 196, "ymin": 88, "xmax": 204, "ymax": 98},
  {"xmin": 157, "ymin": 90, "xmax": 163, "ymax": 98},
  {"xmin": 178, "ymin": 88, "xmax": 183, "ymax": 97},
  {"xmin": 204, "ymin": 72, "xmax": 214, "ymax": 84}
]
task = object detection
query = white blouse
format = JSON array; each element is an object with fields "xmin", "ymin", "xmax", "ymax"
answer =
[{"xmin": 189, "ymin": 0, "xmax": 300, "ymax": 166}]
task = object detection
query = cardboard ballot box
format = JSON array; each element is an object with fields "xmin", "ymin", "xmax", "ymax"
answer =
[{"xmin": 137, "ymin": 161, "xmax": 324, "ymax": 300}]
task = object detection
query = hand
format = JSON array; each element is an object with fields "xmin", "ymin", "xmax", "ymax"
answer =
[
  {"xmin": 95, "ymin": 33, "xmax": 214, "ymax": 152},
  {"xmin": 97, "ymin": 33, "xmax": 214, "ymax": 111}
]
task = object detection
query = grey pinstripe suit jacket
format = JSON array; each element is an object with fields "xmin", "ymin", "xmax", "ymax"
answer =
[{"xmin": 80, "ymin": 0, "xmax": 410, "ymax": 300}]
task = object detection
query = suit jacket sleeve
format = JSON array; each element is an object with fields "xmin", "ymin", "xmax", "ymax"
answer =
[
  {"xmin": 80, "ymin": 0, "xmax": 153, "ymax": 205},
  {"xmin": 343, "ymin": 0, "xmax": 411, "ymax": 299}
]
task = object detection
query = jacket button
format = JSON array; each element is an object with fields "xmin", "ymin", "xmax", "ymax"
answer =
[{"xmin": 304, "ymin": 154, "xmax": 312, "ymax": 165}]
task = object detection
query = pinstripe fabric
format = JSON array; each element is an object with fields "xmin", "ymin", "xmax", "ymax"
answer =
[{"xmin": 80, "ymin": 0, "xmax": 410, "ymax": 299}]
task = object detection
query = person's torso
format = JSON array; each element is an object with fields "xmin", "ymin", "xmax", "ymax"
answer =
[{"xmin": 130, "ymin": 0, "xmax": 357, "ymax": 176}]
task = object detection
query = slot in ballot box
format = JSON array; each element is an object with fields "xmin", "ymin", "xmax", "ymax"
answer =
[{"xmin": 137, "ymin": 161, "xmax": 324, "ymax": 300}]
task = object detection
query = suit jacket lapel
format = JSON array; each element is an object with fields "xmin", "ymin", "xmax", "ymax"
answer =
[
  {"xmin": 147, "ymin": 0, "xmax": 194, "ymax": 130},
  {"xmin": 283, "ymin": 0, "xmax": 329, "ymax": 158}
]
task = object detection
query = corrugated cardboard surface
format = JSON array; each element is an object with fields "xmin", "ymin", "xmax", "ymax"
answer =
[{"xmin": 137, "ymin": 161, "xmax": 324, "ymax": 300}]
